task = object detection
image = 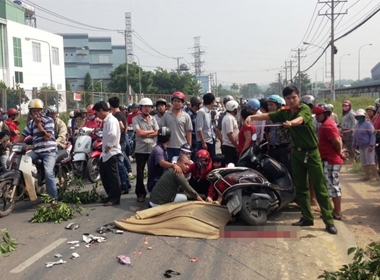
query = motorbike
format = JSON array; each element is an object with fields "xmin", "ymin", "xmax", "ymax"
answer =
[
  {"xmin": 72, "ymin": 127, "xmax": 94, "ymax": 178},
  {"xmin": 0, "ymin": 142, "xmax": 73, "ymax": 217},
  {"xmin": 206, "ymin": 135, "xmax": 295, "ymax": 226},
  {"xmin": 87, "ymin": 130, "xmax": 102, "ymax": 183}
]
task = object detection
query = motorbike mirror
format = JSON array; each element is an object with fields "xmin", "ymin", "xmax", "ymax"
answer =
[{"xmin": 252, "ymin": 134, "xmax": 257, "ymax": 142}]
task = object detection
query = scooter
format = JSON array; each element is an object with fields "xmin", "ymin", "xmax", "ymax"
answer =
[
  {"xmin": 72, "ymin": 127, "xmax": 94, "ymax": 178},
  {"xmin": 206, "ymin": 135, "xmax": 295, "ymax": 226},
  {"xmin": 87, "ymin": 130, "xmax": 102, "ymax": 183},
  {"xmin": 0, "ymin": 142, "xmax": 73, "ymax": 217}
]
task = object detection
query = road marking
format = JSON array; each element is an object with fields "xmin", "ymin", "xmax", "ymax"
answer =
[{"xmin": 10, "ymin": 238, "xmax": 67, "ymax": 273}]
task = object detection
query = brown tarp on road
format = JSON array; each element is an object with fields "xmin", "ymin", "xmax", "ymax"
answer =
[{"xmin": 114, "ymin": 201, "xmax": 231, "ymax": 239}]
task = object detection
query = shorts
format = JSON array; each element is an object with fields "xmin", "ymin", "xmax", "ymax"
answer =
[
  {"xmin": 359, "ymin": 147, "xmax": 375, "ymax": 166},
  {"xmin": 322, "ymin": 161, "xmax": 342, "ymax": 198}
]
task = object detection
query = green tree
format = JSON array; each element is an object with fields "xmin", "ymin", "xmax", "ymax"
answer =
[
  {"xmin": 0, "ymin": 82, "xmax": 29, "ymax": 110},
  {"xmin": 65, "ymin": 79, "xmax": 72, "ymax": 92},
  {"xmin": 240, "ymin": 83, "xmax": 262, "ymax": 99},
  {"xmin": 230, "ymin": 83, "xmax": 239, "ymax": 91},
  {"xmin": 84, "ymin": 72, "xmax": 93, "ymax": 92}
]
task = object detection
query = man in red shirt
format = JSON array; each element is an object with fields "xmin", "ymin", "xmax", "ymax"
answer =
[
  {"xmin": 313, "ymin": 104, "xmax": 345, "ymax": 220},
  {"xmin": 5, "ymin": 108, "xmax": 20, "ymax": 143},
  {"xmin": 126, "ymin": 103, "xmax": 140, "ymax": 127}
]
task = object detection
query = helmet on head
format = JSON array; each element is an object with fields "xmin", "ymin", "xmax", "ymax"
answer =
[
  {"xmin": 190, "ymin": 96, "xmax": 202, "ymax": 107},
  {"xmin": 69, "ymin": 111, "xmax": 75, "ymax": 118},
  {"xmin": 225, "ymin": 100, "xmax": 239, "ymax": 112},
  {"xmin": 28, "ymin": 98, "xmax": 44, "ymax": 110},
  {"xmin": 172, "ymin": 91, "xmax": 185, "ymax": 102},
  {"xmin": 366, "ymin": 105, "xmax": 376, "ymax": 113},
  {"xmin": 79, "ymin": 108, "xmax": 87, "ymax": 114},
  {"xmin": 180, "ymin": 143, "xmax": 192, "ymax": 154},
  {"xmin": 300, "ymin": 95, "xmax": 315, "ymax": 108},
  {"xmin": 375, "ymin": 98, "xmax": 380, "ymax": 107},
  {"xmin": 328, "ymin": 103, "xmax": 334, "ymax": 110},
  {"xmin": 120, "ymin": 105, "xmax": 127, "ymax": 111},
  {"xmin": 87, "ymin": 104, "xmax": 94, "ymax": 111},
  {"xmin": 355, "ymin": 109, "xmax": 366, "ymax": 117},
  {"xmin": 267, "ymin": 94, "xmax": 283, "ymax": 105},
  {"xmin": 46, "ymin": 105, "xmax": 58, "ymax": 115},
  {"xmin": 139, "ymin": 98, "xmax": 153, "ymax": 106},
  {"xmin": 131, "ymin": 103, "xmax": 139, "ymax": 108},
  {"xmin": 155, "ymin": 98, "xmax": 167, "ymax": 107},
  {"xmin": 279, "ymin": 97, "xmax": 286, "ymax": 106},
  {"xmin": 247, "ymin": 98, "xmax": 260, "ymax": 110},
  {"xmin": 7, "ymin": 108, "xmax": 18, "ymax": 117},
  {"xmin": 157, "ymin": 126, "xmax": 171, "ymax": 143},
  {"xmin": 313, "ymin": 103, "xmax": 332, "ymax": 116},
  {"xmin": 342, "ymin": 100, "xmax": 351, "ymax": 106},
  {"xmin": 223, "ymin": 95, "xmax": 234, "ymax": 104},
  {"xmin": 195, "ymin": 149, "xmax": 211, "ymax": 169},
  {"xmin": 88, "ymin": 108, "xmax": 95, "ymax": 116}
]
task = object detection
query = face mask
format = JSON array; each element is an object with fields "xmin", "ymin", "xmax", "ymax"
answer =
[
  {"xmin": 356, "ymin": 116, "xmax": 365, "ymax": 123},
  {"xmin": 196, "ymin": 159, "xmax": 207, "ymax": 169},
  {"xmin": 87, "ymin": 115, "xmax": 95, "ymax": 121}
]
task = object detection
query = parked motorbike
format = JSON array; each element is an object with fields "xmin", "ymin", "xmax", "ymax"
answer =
[
  {"xmin": 206, "ymin": 135, "xmax": 295, "ymax": 226},
  {"xmin": 72, "ymin": 127, "xmax": 94, "ymax": 178},
  {"xmin": 0, "ymin": 142, "xmax": 73, "ymax": 217},
  {"xmin": 87, "ymin": 130, "xmax": 102, "ymax": 183}
]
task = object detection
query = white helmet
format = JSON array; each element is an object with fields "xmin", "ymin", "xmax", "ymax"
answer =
[
  {"xmin": 69, "ymin": 111, "xmax": 75, "ymax": 118},
  {"xmin": 355, "ymin": 109, "xmax": 366, "ymax": 117},
  {"xmin": 139, "ymin": 98, "xmax": 153, "ymax": 106},
  {"xmin": 225, "ymin": 100, "xmax": 239, "ymax": 112}
]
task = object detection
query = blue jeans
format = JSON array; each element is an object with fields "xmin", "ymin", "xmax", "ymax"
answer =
[
  {"xmin": 167, "ymin": 148, "xmax": 181, "ymax": 162},
  {"xmin": 29, "ymin": 150, "xmax": 58, "ymax": 199},
  {"xmin": 120, "ymin": 141, "xmax": 132, "ymax": 173},
  {"xmin": 117, "ymin": 154, "xmax": 130, "ymax": 190}
]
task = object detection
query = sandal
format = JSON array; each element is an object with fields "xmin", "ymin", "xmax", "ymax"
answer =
[
  {"xmin": 137, "ymin": 197, "xmax": 145, "ymax": 203},
  {"xmin": 164, "ymin": 270, "xmax": 181, "ymax": 278}
]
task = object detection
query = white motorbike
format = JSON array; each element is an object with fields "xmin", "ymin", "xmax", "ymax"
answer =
[
  {"xmin": 72, "ymin": 127, "xmax": 94, "ymax": 179},
  {"xmin": 0, "ymin": 143, "xmax": 72, "ymax": 217}
]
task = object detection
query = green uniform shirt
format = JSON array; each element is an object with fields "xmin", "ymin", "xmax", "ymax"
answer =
[
  {"xmin": 150, "ymin": 168, "xmax": 199, "ymax": 205},
  {"xmin": 268, "ymin": 104, "xmax": 318, "ymax": 149}
]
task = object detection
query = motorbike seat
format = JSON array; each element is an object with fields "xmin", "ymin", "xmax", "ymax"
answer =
[
  {"xmin": 217, "ymin": 167, "xmax": 249, "ymax": 177},
  {"xmin": 56, "ymin": 150, "xmax": 69, "ymax": 163}
]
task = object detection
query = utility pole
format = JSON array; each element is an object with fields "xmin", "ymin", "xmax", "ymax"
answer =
[
  {"xmin": 120, "ymin": 12, "xmax": 134, "ymax": 99},
  {"xmin": 290, "ymin": 60, "xmax": 293, "ymax": 84},
  {"xmin": 284, "ymin": 61, "xmax": 288, "ymax": 85},
  {"xmin": 192, "ymin": 36, "xmax": 204, "ymax": 77},
  {"xmin": 291, "ymin": 49, "xmax": 306, "ymax": 94},
  {"xmin": 318, "ymin": 0, "xmax": 347, "ymax": 101},
  {"xmin": 278, "ymin": 73, "xmax": 282, "ymax": 95}
]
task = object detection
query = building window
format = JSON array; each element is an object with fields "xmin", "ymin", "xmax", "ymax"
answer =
[
  {"xmin": 13, "ymin": 37, "xmax": 22, "ymax": 67},
  {"xmin": 66, "ymin": 66, "xmax": 76, "ymax": 76},
  {"xmin": 57, "ymin": 84, "xmax": 62, "ymax": 90},
  {"xmin": 32, "ymin": 42, "xmax": 41, "ymax": 62},
  {"xmin": 15, "ymin": 71, "xmax": 23, "ymax": 83},
  {"xmin": 99, "ymin": 54, "xmax": 110, "ymax": 63},
  {"xmin": 52, "ymin": 47, "xmax": 59, "ymax": 65}
]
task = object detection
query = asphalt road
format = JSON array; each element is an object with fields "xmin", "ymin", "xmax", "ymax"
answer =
[{"xmin": 0, "ymin": 166, "xmax": 356, "ymax": 280}]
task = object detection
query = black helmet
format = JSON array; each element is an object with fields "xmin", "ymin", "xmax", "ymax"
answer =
[
  {"xmin": 157, "ymin": 126, "xmax": 171, "ymax": 143},
  {"xmin": 190, "ymin": 96, "xmax": 202, "ymax": 107},
  {"xmin": 223, "ymin": 95, "xmax": 234, "ymax": 104},
  {"xmin": 156, "ymin": 98, "xmax": 167, "ymax": 107},
  {"xmin": 131, "ymin": 103, "xmax": 139, "ymax": 108}
]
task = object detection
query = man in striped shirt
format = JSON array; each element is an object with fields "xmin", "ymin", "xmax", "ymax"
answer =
[{"xmin": 16, "ymin": 99, "xmax": 58, "ymax": 204}]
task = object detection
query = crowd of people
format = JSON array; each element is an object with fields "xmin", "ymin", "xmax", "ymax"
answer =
[{"xmin": 2, "ymin": 85, "xmax": 380, "ymax": 235}]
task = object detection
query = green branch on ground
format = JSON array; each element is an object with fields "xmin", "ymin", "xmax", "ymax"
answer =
[
  {"xmin": 0, "ymin": 228, "xmax": 18, "ymax": 255},
  {"xmin": 318, "ymin": 242, "xmax": 380, "ymax": 279}
]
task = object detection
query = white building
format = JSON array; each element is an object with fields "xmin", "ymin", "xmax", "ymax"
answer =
[{"xmin": 0, "ymin": 0, "xmax": 66, "ymax": 112}]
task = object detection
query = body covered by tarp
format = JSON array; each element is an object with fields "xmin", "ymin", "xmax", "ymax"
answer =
[{"xmin": 114, "ymin": 201, "xmax": 231, "ymax": 239}]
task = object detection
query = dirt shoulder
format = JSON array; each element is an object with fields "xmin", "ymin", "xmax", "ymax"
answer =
[{"xmin": 339, "ymin": 165, "xmax": 380, "ymax": 248}]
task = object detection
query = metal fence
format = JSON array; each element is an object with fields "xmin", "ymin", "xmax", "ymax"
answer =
[{"xmin": 0, "ymin": 89, "xmax": 173, "ymax": 114}]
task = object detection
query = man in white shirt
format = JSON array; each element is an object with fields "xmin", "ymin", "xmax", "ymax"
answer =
[
  {"xmin": 93, "ymin": 101, "xmax": 122, "ymax": 206},
  {"xmin": 196, "ymin": 93, "xmax": 216, "ymax": 159},
  {"xmin": 221, "ymin": 100, "xmax": 239, "ymax": 164}
]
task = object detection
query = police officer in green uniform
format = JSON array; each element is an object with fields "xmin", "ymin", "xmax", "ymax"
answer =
[{"xmin": 246, "ymin": 86, "xmax": 337, "ymax": 235}]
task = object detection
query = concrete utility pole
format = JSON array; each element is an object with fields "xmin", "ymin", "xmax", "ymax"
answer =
[
  {"xmin": 290, "ymin": 60, "xmax": 293, "ymax": 84},
  {"xmin": 278, "ymin": 73, "xmax": 282, "ymax": 95},
  {"xmin": 318, "ymin": 0, "xmax": 347, "ymax": 101},
  {"xmin": 284, "ymin": 61, "xmax": 288, "ymax": 85},
  {"xmin": 120, "ymin": 12, "xmax": 134, "ymax": 98}
]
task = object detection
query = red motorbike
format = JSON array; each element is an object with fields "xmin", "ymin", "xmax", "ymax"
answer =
[{"xmin": 87, "ymin": 130, "xmax": 102, "ymax": 183}]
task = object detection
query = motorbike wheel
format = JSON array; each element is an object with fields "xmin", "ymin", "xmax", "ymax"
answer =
[
  {"xmin": 73, "ymin": 161, "xmax": 86, "ymax": 179},
  {"xmin": 87, "ymin": 157, "xmax": 101, "ymax": 183},
  {"xmin": 55, "ymin": 167, "xmax": 69, "ymax": 191},
  {"xmin": 0, "ymin": 180, "xmax": 16, "ymax": 218},
  {"xmin": 239, "ymin": 195, "xmax": 267, "ymax": 226}
]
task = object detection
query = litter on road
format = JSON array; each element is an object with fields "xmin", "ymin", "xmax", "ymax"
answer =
[
  {"xmin": 46, "ymin": 259, "xmax": 66, "ymax": 268},
  {"xmin": 71, "ymin": 252, "xmax": 80, "ymax": 259},
  {"xmin": 117, "ymin": 255, "xmax": 131, "ymax": 265}
]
